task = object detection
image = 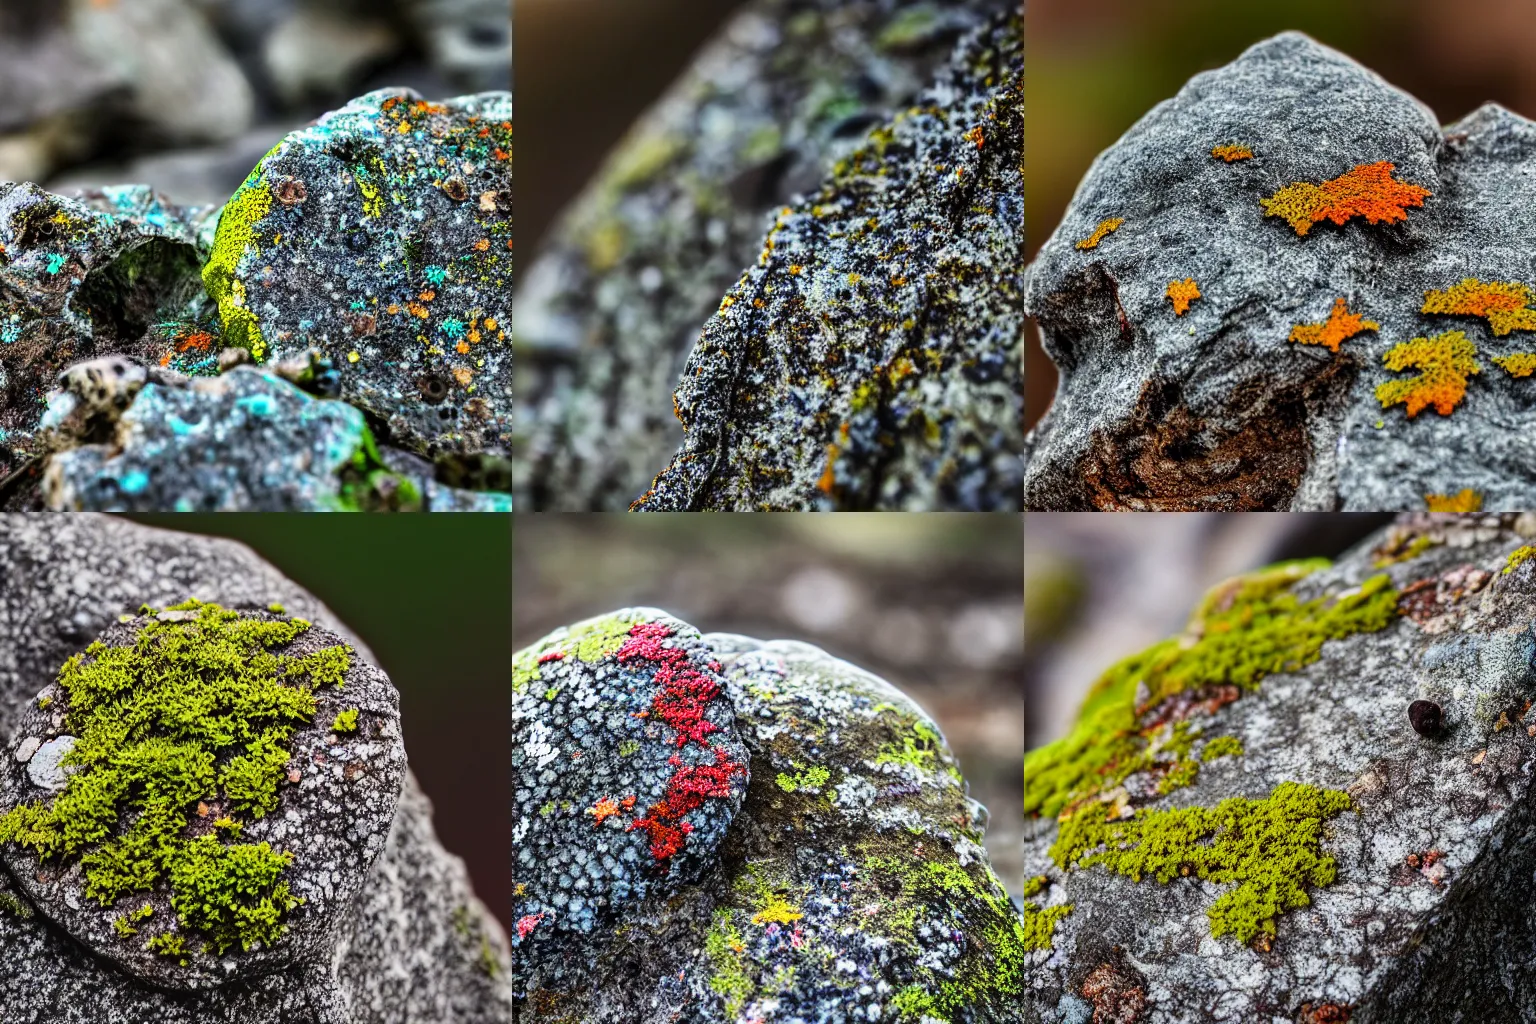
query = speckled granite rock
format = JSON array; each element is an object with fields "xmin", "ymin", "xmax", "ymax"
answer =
[
  {"xmin": 632, "ymin": 11, "xmax": 1023, "ymax": 511},
  {"xmin": 512, "ymin": 0, "xmax": 1011, "ymax": 511},
  {"xmin": 1025, "ymin": 513, "xmax": 1536, "ymax": 1023},
  {"xmin": 1024, "ymin": 32, "xmax": 1536, "ymax": 511},
  {"xmin": 514, "ymin": 609, "xmax": 1022, "ymax": 1022},
  {"xmin": 0, "ymin": 515, "xmax": 510, "ymax": 1023}
]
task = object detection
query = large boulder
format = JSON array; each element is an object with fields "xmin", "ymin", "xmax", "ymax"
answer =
[
  {"xmin": 1024, "ymin": 32, "xmax": 1536, "ymax": 511},
  {"xmin": 1025, "ymin": 513, "xmax": 1536, "ymax": 1022}
]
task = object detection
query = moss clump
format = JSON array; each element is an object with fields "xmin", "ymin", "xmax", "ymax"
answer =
[
  {"xmin": 0, "ymin": 891, "xmax": 33, "ymax": 920},
  {"xmin": 331, "ymin": 709, "xmax": 359, "ymax": 733},
  {"xmin": 203, "ymin": 171, "xmax": 275, "ymax": 360},
  {"xmin": 1505, "ymin": 546, "xmax": 1536, "ymax": 575},
  {"xmin": 774, "ymin": 765, "xmax": 831, "ymax": 794},
  {"xmin": 1022, "ymin": 875, "xmax": 1071, "ymax": 953},
  {"xmin": 0, "ymin": 599, "xmax": 350, "ymax": 956},
  {"xmin": 1201, "ymin": 736, "xmax": 1244, "ymax": 762},
  {"xmin": 513, "ymin": 613, "xmax": 644, "ymax": 696},
  {"xmin": 1051, "ymin": 781, "xmax": 1352, "ymax": 944},
  {"xmin": 1024, "ymin": 561, "xmax": 1397, "ymax": 819},
  {"xmin": 704, "ymin": 908, "xmax": 753, "ymax": 1016}
]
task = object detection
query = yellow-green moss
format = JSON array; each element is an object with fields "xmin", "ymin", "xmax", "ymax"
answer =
[
  {"xmin": 513, "ymin": 613, "xmax": 642, "ymax": 695},
  {"xmin": 1201, "ymin": 736, "xmax": 1244, "ymax": 762},
  {"xmin": 202, "ymin": 172, "xmax": 274, "ymax": 360},
  {"xmin": 1506, "ymin": 546, "xmax": 1536, "ymax": 575},
  {"xmin": 1051, "ymin": 781, "xmax": 1352, "ymax": 943},
  {"xmin": 1024, "ymin": 561, "xmax": 1397, "ymax": 819},
  {"xmin": 1022, "ymin": 874, "xmax": 1071, "ymax": 954},
  {"xmin": 704, "ymin": 909, "xmax": 753, "ymax": 1016},
  {"xmin": 331, "ymin": 709, "xmax": 359, "ymax": 733},
  {"xmin": 774, "ymin": 764, "xmax": 832, "ymax": 793}
]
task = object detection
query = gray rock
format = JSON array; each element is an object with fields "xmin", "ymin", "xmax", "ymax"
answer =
[
  {"xmin": 515, "ymin": 609, "xmax": 1023, "ymax": 1022},
  {"xmin": 512, "ymin": 0, "xmax": 1009, "ymax": 510},
  {"xmin": 0, "ymin": 514, "xmax": 510, "ymax": 1022},
  {"xmin": 1024, "ymin": 32, "xmax": 1536, "ymax": 511},
  {"xmin": 1024, "ymin": 513, "xmax": 1536, "ymax": 1022},
  {"xmin": 632, "ymin": 11, "xmax": 1024, "ymax": 511}
]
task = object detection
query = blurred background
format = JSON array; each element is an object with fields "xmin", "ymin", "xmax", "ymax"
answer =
[
  {"xmin": 1024, "ymin": 512, "xmax": 1395, "ymax": 752},
  {"xmin": 513, "ymin": 0, "xmax": 749, "ymax": 286},
  {"xmin": 0, "ymin": 0, "xmax": 510, "ymax": 207},
  {"xmin": 513, "ymin": 513, "xmax": 1025, "ymax": 892},
  {"xmin": 1026, "ymin": 0, "xmax": 1536, "ymax": 431},
  {"xmin": 122, "ymin": 513, "xmax": 511, "ymax": 932}
]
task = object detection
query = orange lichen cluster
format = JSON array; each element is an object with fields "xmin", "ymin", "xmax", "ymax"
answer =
[
  {"xmin": 1211, "ymin": 144, "xmax": 1254, "ymax": 162},
  {"xmin": 1261, "ymin": 161, "xmax": 1430, "ymax": 236},
  {"xmin": 1375, "ymin": 330, "xmax": 1481, "ymax": 418},
  {"xmin": 1288, "ymin": 298, "xmax": 1379, "ymax": 353},
  {"xmin": 1166, "ymin": 278, "xmax": 1201, "ymax": 316},
  {"xmin": 1076, "ymin": 217, "xmax": 1123, "ymax": 250},
  {"xmin": 1421, "ymin": 279, "xmax": 1536, "ymax": 336},
  {"xmin": 1424, "ymin": 489, "xmax": 1483, "ymax": 512},
  {"xmin": 1494, "ymin": 352, "xmax": 1536, "ymax": 377}
]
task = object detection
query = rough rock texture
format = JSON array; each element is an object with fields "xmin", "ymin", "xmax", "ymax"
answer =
[
  {"xmin": 0, "ymin": 515, "xmax": 510, "ymax": 1023},
  {"xmin": 632, "ymin": 11, "xmax": 1023, "ymax": 511},
  {"xmin": 511, "ymin": 0, "xmax": 1011, "ymax": 511},
  {"xmin": 1024, "ymin": 32, "xmax": 1536, "ymax": 511},
  {"xmin": 514, "ymin": 609, "xmax": 1023, "ymax": 1022},
  {"xmin": 1024, "ymin": 513, "xmax": 1536, "ymax": 1023}
]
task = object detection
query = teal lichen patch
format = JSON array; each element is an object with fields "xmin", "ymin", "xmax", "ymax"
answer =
[
  {"xmin": 1024, "ymin": 560, "xmax": 1398, "ymax": 819},
  {"xmin": 0, "ymin": 599, "xmax": 351, "ymax": 956},
  {"xmin": 1050, "ymin": 782, "xmax": 1353, "ymax": 944},
  {"xmin": 1022, "ymin": 874, "xmax": 1071, "ymax": 952}
]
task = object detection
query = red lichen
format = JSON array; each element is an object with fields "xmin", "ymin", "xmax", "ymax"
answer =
[
  {"xmin": 516, "ymin": 913, "xmax": 543, "ymax": 939},
  {"xmin": 1375, "ymin": 330, "xmax": 1481, "ymax": 417},
  {"xmin": 1166, "ymin": 278, "xmax": 1200, "ymax": 316},
  {"xmin": 1288, "ymin": 298, "xmax": 1378, "ymax": 353},
  {"xmin": 627, "ymin": 748, "xmax": 745, "ymax": 860},
  {"xmin": 1299, "ymin": 1003, "xmax": 1352, "ymax": 1024},
  {"xmin": 1422, "ymin": 279, "xmax": 1536, "ymax": 336},
  {"xmin": 537, "ymin": 650, "xmax": 565, "ymax": 664},
  {"xmin": 1261, "ymin": 161, "xmax": 1430, "ymax": 236}
]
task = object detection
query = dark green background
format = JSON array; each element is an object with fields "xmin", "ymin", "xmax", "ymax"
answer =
[{"xmin": 123, "ymin": 514, "xmax": 511, "ymax": 930}]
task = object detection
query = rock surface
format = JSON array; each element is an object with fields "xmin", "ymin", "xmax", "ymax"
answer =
[
  {"xmin": 0, "ymin": 515, "xmax": 510, "ymax": 1022},
  {"xmin": 514, "ymin": 608, "xmax": 1022, "ymax": 1022},
  {"xmin": 1024, "ymin": 32, "xmax": 1536, "ymax": 511},
  {"xmin": 1024, "ymin": 513, "xmax": 1536, "ymax": 1023},
  {"xmin": 632, "ymin": 11, "xmax": 1023, "ymax": 511},
  {"xmin": 512, "ymin": 0, "xmax": 1013, "ymax": 510}
]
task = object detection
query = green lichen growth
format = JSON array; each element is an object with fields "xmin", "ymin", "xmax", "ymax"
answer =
[
  {"xmin": 1156, "ymin": 759, "xmax": 1199, "ymax": 795},
  {"xmin": 1201, "ymin": 736, "xmax": 1244, "ymax": 762},
  {"xmin": 1021, "ymin": 875, "xmax": 1071, "ymax": 953},
  {"xmin": 618, "ymin": 739, "xmax": 640, "ymax": 757},
  {"xmin": 0, "ymin": 891, "xmax": 33, "ymax": 920},
  {"xmin": 874, "ymin": 720, "xmax": 944, "ymax": 772},
  {"xmin": 704, "ymin": 909, "xmax": 753, "ymax": 1017},
  {"xmin": 1051, "ymin": 781, "xmax": 1352, "ymax": 944},
  {"xmin": 0, "ymin": 599, "xmax": 350, "ymax": 956},
  {"xmin": 331, "ymin": 709, "xmax": 358, "ymax": 733},
  {"xmin": 203, "ymin": 170, "xmax": 274, "ymax": 360},
  {"xmin": 891, "ymin": 985, "xmax": 942, "ymax": 1021},
  {"xmin": 333, "ymin": 424, "xmax": 423, "ymax": 513},
  {"xmin": 512, "ymin": 614, "xmax": 643, "ymax": 696},
  {"xmin": 774, "ymin": 764, "xmax": 832, "ymax": 793},
  {"xmin": 1505, "ymin": 546, "xmax": 1536, "ymax": 575},
  {"xmin": 1024, "ymin": 561, "xmax": 1397, "ymax": 819}
]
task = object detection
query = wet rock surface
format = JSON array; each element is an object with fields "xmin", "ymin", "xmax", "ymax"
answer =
[
  {"xmin": 1024, "ymin": 32, "xmax": 1536, "ymax": 511},
  {"xmin": 512, "ymin": 0, "xmax": 1016, "ymax": 511},
  {"xmin": 0, "ymin": 515, "xmax": 510, "ymax": 1022},
  {"xmin": 514, "ymin": 608, "xmax": 1022, "ymax": 1022},
  {"xmin": 1025, "ymin": 514, "xmax": 1536, "ymax": 1023}
]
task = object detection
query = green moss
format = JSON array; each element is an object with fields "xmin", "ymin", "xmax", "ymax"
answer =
[
  {"xmin": 618, "ymin": 739, "xmax": 640, "ymax": 757},
  {"xmin": 1202, "ymin": 736, "xmax": 1244, "ymax": 762},
  {"xmin": 1024, "ymin": 561, "xmax": 1397, "ymax": 819},
  {"xmin": 704, "ymin": 909, "xmax": 753, "ymax": 1016},
  {"xmin": 1051, "ymin": 781, "xmax": 1352, "ymax": 944},
  {"xmin": 0, "ymin": 891, "xmax": 33, "ymax": 920},
  {"xmin": 1374, "ymin": 533, "xmax": 1438, "ymax": 568},
  {"xmin": 331, "ymin": 709, "xmax": 358, "ymax": 733},
  {"xmin": 1021, "ymin": 874, "xmax": 1072, "ymax": 953},
  {"xmin": 774, "ymin": 764, "xmax": 832, "ymax": 793},
  {"xmin": 146, "ymin": 931, "xmax": 187, "ymax": 963},
  {"xmin": 0, "ymin": 599, "xmax": 350, "ymax": 956},
  {"xmin": 113, "ymin": 902, "xmax": 154, "ymax": 937},
  {"xmin": 874, "ymin": 720, "xmax": 944, "ymax": 772},
  {"xmin": 202, "ymin": 171, "xmax": 274, "ymax": 360},
  {"xmin": 1156, "ymin": 759, "xmax": 1198, "ymax": 795},
  {"xmin": 513, "ymin": 614, "xmax": 642, "ymax": 697},
  {"xmin": 891, "ymin": 985, "xmax": 943, "ymax": 1022},
  {"xmin": 1505, "ymin": 546, "xmax": 1536, "ymax": 575}
]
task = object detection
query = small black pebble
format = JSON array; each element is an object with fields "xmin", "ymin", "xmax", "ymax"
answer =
[{"xmin": 1409, "ymin": 699, "xmax": 1442, "ymax": 737}]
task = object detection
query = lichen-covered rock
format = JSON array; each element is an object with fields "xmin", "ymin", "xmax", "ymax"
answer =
[
  {"xmin": 205, "ymin": 87, "xmax": 512, "ymax": 465},
  {"xmin": 0, "ymin": 515, "xmax": 510, "ymax": 1022},
  {"xmin": 511, "ymin": 0, "xmax": 1010, "ymax": 511},
  {"xmin": 514, "ymin": 610, "xmax": 1022, "ymax": 1022},
  {"xmin": 1024, "ymin": 32, "xmax": 1536, "ymax": 511},
  {"xmin": 631, "ymin": 11, "xmax": 1023, "ymax": 511},
  {"xmin": 1024, "ymin": 514, "xmax": 1536, "ymax": 1023}
]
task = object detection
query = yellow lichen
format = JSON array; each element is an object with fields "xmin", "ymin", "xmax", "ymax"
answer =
[
  {"xmin": 1211, "ymin": 144, "xmax": 1254, "ymax": 162},
  {"xmin": 1424, "ymin": 489, "xmax": 1482, "ymax": 512},
  {"xmin": 1288, "ymin": 298, "xmax": 1378, "ymax": 353},
  {"xmin": 1493, "ymin": 352, "xmax": 1536, "ymax": 377},
  {"xmin": 202, "ymin": 173, "xmax": 275, "ymax": 360},
  {"xmin": 1166, "ymin": 278, "xmax": 1200, "ymax": 316},
  {"xmin": 1422, "ymin": 279, "xmax": 1536, "ymax": 336},
  {"xmin": 1375, "ymin": 330, "xmax": 1481, "ymax": 418},
  {"xmin": 1076, "ymin": 217, "xmax": 1123, "ymax": 250}
]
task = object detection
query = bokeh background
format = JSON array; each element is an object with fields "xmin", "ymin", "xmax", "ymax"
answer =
[
  {"xmin": 0, "ymin": 0, "xmax": 510, "ymax": 207},
  {"xmin": 1026, "ymin": 0, "xmax": 1536, "ymax": 430},
  {"xmin": 122, "ymin": 513, "xmax": 512, "ymax": 932},
  {"xmin": 513, "ymin": 513, "xmax": 1025, "ymax": 892},
  {"xmin": 1024, "ymin": 512, "xmax": 1395, "ymax": 752},
  {"xmin": 513, "ymin": 0, "xmax": 749, "ymax": 286}
]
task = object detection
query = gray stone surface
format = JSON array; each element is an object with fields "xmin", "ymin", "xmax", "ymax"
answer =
[
  {"xmin": 514, "ymin": 609, "xmax": 1023, "ymax": 1022},
  {"xmin": 1024, "ymin": 513, "xmax": 1536, "ymax": 1023},
  {"xmin": 0, "ymin": 515, "xmax": 510, "ymax": 1022},
  {"xmin": 512, "ymin": 0, "xmax": 1010, "ymax": 510},
  {"xmin": 1024, "ymin": 32, "xmax": 1536, "ymax": 511}
]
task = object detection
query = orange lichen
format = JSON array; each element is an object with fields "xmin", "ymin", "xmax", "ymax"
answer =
[
  {"xmin": 589, "ymin": 797, "xmax": 622, "ymax": 826},
  {"xmin": 1211, "ymin": 144, "xmax": 1254, "ymax": 162},
  {"xmin": 1425, "ymin": 489, "xmax": 1483, "ymax": 512},
  {"xmin": 1076, "ymin": 217, "xmax": 1123, "ymax": 250},
  {"xmin": 1166, "ymin": 278, "xmax": 1201, "ymax": 316},
  {"xmin": 1422, "ymin": 279, "xmax": 1536, "ymax": 336},
  {"xmin": 1288, "ymin": 298, "xmax": 1379, "ymax": 353},
  {"xmin": 1260, "ymin": 161, "xmax": 1430, "ymax": 236},
  {"xmin": 1494, "ymin": 352, "xmax": 1536, "ymax": 377},
  {"xmin": 1375, "ymin": 330, "xmax": 1481, "ymax": 418}
]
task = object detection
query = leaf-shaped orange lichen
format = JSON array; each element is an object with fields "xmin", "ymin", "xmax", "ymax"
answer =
[
  {"xmin": 1494, "ymin": 352, "xmax": 1536, "ymax": 377},
  {"xmin": 1211, "ymin": 144, "xmax": 1254, "ymax": 162},
  {"xmin": 1288, "ymin": 298, "xmax": 1379, "ymax": 353},
  {"xmin": 1076, "ymin": 217, "xmax": 1123, "ymax": 250},
  {"xmin": 1425, "ymin": 489, "xmax": 1483, "ymax": 512},
  {"xmin": 1166, "ymin": 278, "xmax": 1200, "ymax": 316},
  {"xmin": 1375, "ymin": 330, "xmax": 1481, "ymax": 418},
  {"xmin": 1260, "ymin": 161, "xmax": 1430, "ymax": 236},
  {"xmin": 1422, "ymin": 279, "xmax": 1536, "ymax": 336}
]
